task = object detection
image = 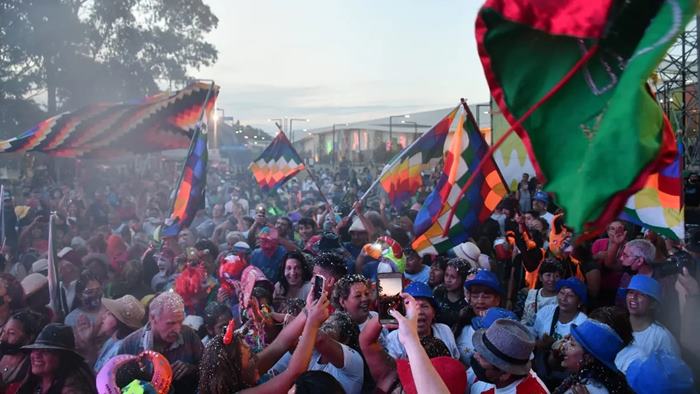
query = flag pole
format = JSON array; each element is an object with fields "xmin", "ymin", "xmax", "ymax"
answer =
[
  {"xmin": 344, "ymin": 106, "xmax": 456, "ymax": 219},
  {"xmin": 442, "ymin": 45, "xmax": 600, "ymax": 235},
  {"xmin": 47, "ymin": 212, "xmax": 66, "ymax": 319},
  {"xmin": 163, "ymin": 81, "xmax": 215, "ymax": 238},
  {"xmin": 0, "ymin": 184, "xmax": 5, "ymax": 250},
  {"xmin": 272, "ymin": 122, "xmax": 333, "ymax": 208}
]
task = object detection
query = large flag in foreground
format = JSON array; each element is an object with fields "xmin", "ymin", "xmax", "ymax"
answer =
[
  {"xmin": 476, "ymin": 0, "xmax": 695, "ymax": 234},
  {"xmin": 250, "ymin": 132, "xmax": 305, "ymax": 192},
  {"xmin": 621, "ymin": 144, "xmax": 684, "ymax": 240},
  {"xmin": 412, "ymin": 106, "xmax": 508, "ymax": 255},
  {"xmin": 161, "ymin": 117, "xmax": 209, "ymax": 238},
  {"xmin": 0, "ymin": 82, "xmax": 218, "ymax": 158},
  {"xmin": 379, "ymin": 105, "xmax": 460, "ymax": 207}
]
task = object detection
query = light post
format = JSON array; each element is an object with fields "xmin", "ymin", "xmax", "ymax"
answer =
[
  {"xmin": 214, "ymin": 108, "xmax": 225, "ymax": 149},
  {"xmin": 401, "ymin": 120, "xmax": 418, "ymax": 143},
  {"xmin": 268, "ymin": 118, "xmax": 284, "ymax": 133},
  {"xmin": 475, "ymin": 104, "xmax": 489, "ymax": 129},
  {"xmin": 389, "ymin": 114, "xmax": 410, "ymax": 151},
  {"xmin": 331, "ymin": 123, "xmax": 348, "ymax": 164},
  {"xmin": 289, "ymin": 118, "xmax": 309, "ymax": 142}
]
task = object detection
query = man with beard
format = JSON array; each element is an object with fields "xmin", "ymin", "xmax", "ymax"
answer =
[
  {"xmin": 469, "ymin": 319, "xmax": 548, "ymax": 393},
  {"xmin": 384, "ymin": 281, "xmax": 459, "ymax": 359},
  {"xmin": 118, "ymin": 291, "xmax": 202, "ymax": 394}
]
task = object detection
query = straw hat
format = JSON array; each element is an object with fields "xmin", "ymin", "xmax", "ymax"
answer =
[{"xmin": 102, "ymin": 295, "xmax": 146, "ymax": 329}]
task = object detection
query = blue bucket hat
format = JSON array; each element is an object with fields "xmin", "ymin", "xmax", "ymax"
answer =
[
  {"xmin": 570, "ymin": 320, "xmax": 623, "ymax": 371},
  {"xmin": 404, "ymin": 281, "xmax": 436, "ymax": 309},
  {"xmin": 621, "ymin": 274, "xmax": 661, "ymax": 303},
  {"xmin": 472, "ymin": 307, "xmax": 518, "ymax": 330},
  {"xmin": 556, "ymin": 277, "xmax": 587, "ymax": 305},
  {"xmin": 464, "ymin": 270, "xmax": 503, "ymax": 295},
  {"xmin": 626, "ymin": 352, "xmax": 696, "ymax": 394},
  {"xmin": 533, "ymin": 191, "xmax": 549, "ymax": 203}
]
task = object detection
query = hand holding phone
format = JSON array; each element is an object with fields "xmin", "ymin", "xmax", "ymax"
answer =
[
  {"xmin": 312, "ymin": 275, "xmax": 326, "ymax": 301},
  {"xmin": 377, "ymin": 273, "xmax": 404, "ymax": 324}
]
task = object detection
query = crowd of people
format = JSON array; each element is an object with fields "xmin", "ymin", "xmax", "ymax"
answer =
[{"xmin": 0, "ymin": 160, "xmax": 696, "ymax": 394}]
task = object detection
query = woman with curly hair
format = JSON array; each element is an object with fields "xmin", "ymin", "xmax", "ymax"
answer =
[
  {"xmin": 554, "ymin": 320, "xmax": 633, "ymax": 394},
  {"xmin": 199, "ymin": 293, "xmax": 330, "ymax": 394},
  {"xmin": 432, "ymin": 258, "xmax": 471, "ymax": 329},
  {"xmin": 331, "ymin": 274, "xmax": 374, "ymax": 330},
  {"xmin": 272, "ymin": 251, "xmax": 312, "ymax": 312}
]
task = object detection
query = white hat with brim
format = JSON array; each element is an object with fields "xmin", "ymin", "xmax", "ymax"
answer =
[
  {"xmin": 453, "ymin": 242, "xmax": 480, "ymax": 266},
  {"xmin": 31, "ymin": 259, "xmax": 49, "ymax": 273},
  {"xmin": 21, "ymin": 273, "xmax": 48, "ymax": 297}
]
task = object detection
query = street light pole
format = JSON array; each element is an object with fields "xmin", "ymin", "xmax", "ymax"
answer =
[
  {"xmin": 331, "ymin": 123, "xmax": 348, "ymax": 164},
  {"xmin": 402, "ymin": 120, "xmax": 418, "ymax": 143},
  {"xmin": 389, "ymin": 114, "xmax": 410, "ymax": 152},
  {"xmin": 289, "ymin": 118, "xmax": 309, "ymax": 143},
  {"xmin": 215, "ymin": 108, "xmax": 224, "ymax": 149}
]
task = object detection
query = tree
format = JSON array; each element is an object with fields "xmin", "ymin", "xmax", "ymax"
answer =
[{"xmin": 0, "ymin": 0, "xmax": 218, "ymax": 135}]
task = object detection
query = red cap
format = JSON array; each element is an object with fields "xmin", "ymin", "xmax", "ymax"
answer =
[{"xmin": 396, "ymin": 356, "xmax": 467, "ymax": 394}]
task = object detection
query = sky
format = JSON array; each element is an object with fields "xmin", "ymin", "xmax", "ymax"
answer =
[{"xmin": 196, "ymin": 0, "xmax": 489, "ymax": 134}]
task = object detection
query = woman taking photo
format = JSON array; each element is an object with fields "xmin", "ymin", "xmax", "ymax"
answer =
[
  {"xmin": 272, "ymin": 251, "xmax": 312, "ymax": 313},
  {"xmin": 198, "ymin": 293, "xmax": 330, "ymax": 393}
]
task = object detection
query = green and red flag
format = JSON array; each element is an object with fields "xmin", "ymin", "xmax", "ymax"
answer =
[{"xmin": 476, "ymin": 0, "xmax": 696, "ymax": 234}]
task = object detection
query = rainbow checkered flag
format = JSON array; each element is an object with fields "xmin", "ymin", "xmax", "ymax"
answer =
[
  {"xmin": 379, "ymin": 105, "xmax": 460, "ymax": 207},
  {"xmin": 161, "ymin": 117, "xmax": 209, "ymax": 238},
  {"xmin": 412, "ymin": 105, "xmax": 509, "ymax": 255},
  {"xmin": 620, "ymin": 144, "xmax": 684, "ymax": 240},
  {"xmin": 250, "ymin": 132, "xmax": 305, "ymax": 192}
]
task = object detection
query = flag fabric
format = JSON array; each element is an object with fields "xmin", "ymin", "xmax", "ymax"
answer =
[
  {"xmin": 621, "ymin": 144, "xmax": 684, "ymax": 240},
  {"xmin": 476, "ymin": 0, "xmax": 695, "ymax": 234},
  {"xmin": 249, "ymin": 132, "xmax": 305, "ymax": 192},
  {"xmin": 161, "ymin": 118, "xmax": 209, "ymax": 238},
  {"xmin": 47, "ymin": 214, "xmax": 66, "ymax": 319},
  {"xmin": 0, "ymin": 82, "xmax": 218, "ymax": 158},
  {"xmin": 379, "ymin": 105, "xmax": 461, "ymax": 207},
  {"xmin": 412, "ymin": 106, "xmax": 509, "ymax": 255}
]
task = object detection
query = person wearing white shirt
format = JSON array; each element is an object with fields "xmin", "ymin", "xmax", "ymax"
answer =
[
  {"xmin": 615, "ymin": 275, "xmax": 680, "ymax": 372},
  {"xmin": 383, "ymin": 281, "xmax": 460, "ymax": 360},
  {"xmin": 521, "ymin": 260, "xmax": 561, "ymax": 327},
  {"xmin": 532, "ymin": 277, "xmax": 588, "ymax": 387},
  {"xmin": 270, "ymin": 311, "xmax": 364, "ymax": 394}
]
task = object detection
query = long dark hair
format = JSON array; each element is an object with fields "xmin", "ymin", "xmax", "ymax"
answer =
[
  {"xmin": 277, "ymin": 251, "xmax": 311, "ymax": 295},
  {"xmin": 17, "ymin": 350, "xmax": 96, "ymax": 394},
  {"xmin": 554, "ymin": 356, "xmax": 632, "ymax": 394},
  {"xmin": 198, "ymin": 334, "xmax": 247, "ymax": 393}
]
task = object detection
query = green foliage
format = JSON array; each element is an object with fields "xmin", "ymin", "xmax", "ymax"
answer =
[{"xmin": 0, "ymin": 0, "xmax": 218, "ymax": 134}]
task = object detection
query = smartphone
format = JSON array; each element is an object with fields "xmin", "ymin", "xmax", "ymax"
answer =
[
  {"xmin": 377, "ymin": 273, "xmax": 404, "ymax": 324},
  {"xmin": 313, "ymin": 275, "xmax": 325, "ymax": 301}
]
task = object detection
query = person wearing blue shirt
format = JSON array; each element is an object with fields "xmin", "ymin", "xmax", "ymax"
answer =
[
  {"xmin": 250, "ymin": 227, "xmax": 287, "ymax": 283},
  {"xmin": 403, "ymin": 248, "xmax": 430, "ymax": 284}
]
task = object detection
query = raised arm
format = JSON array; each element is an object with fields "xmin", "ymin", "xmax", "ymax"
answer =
[
  {"xmin": 242, "ymin": 294, "xmax": 330, "ymax": 394},
  {"xmin": 359, "ymin": 315, "xmax": 397, "ymax": 392},
  {"xmin": 391, "ymin": 293, "xmax": 450, "ymax": 394}
]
